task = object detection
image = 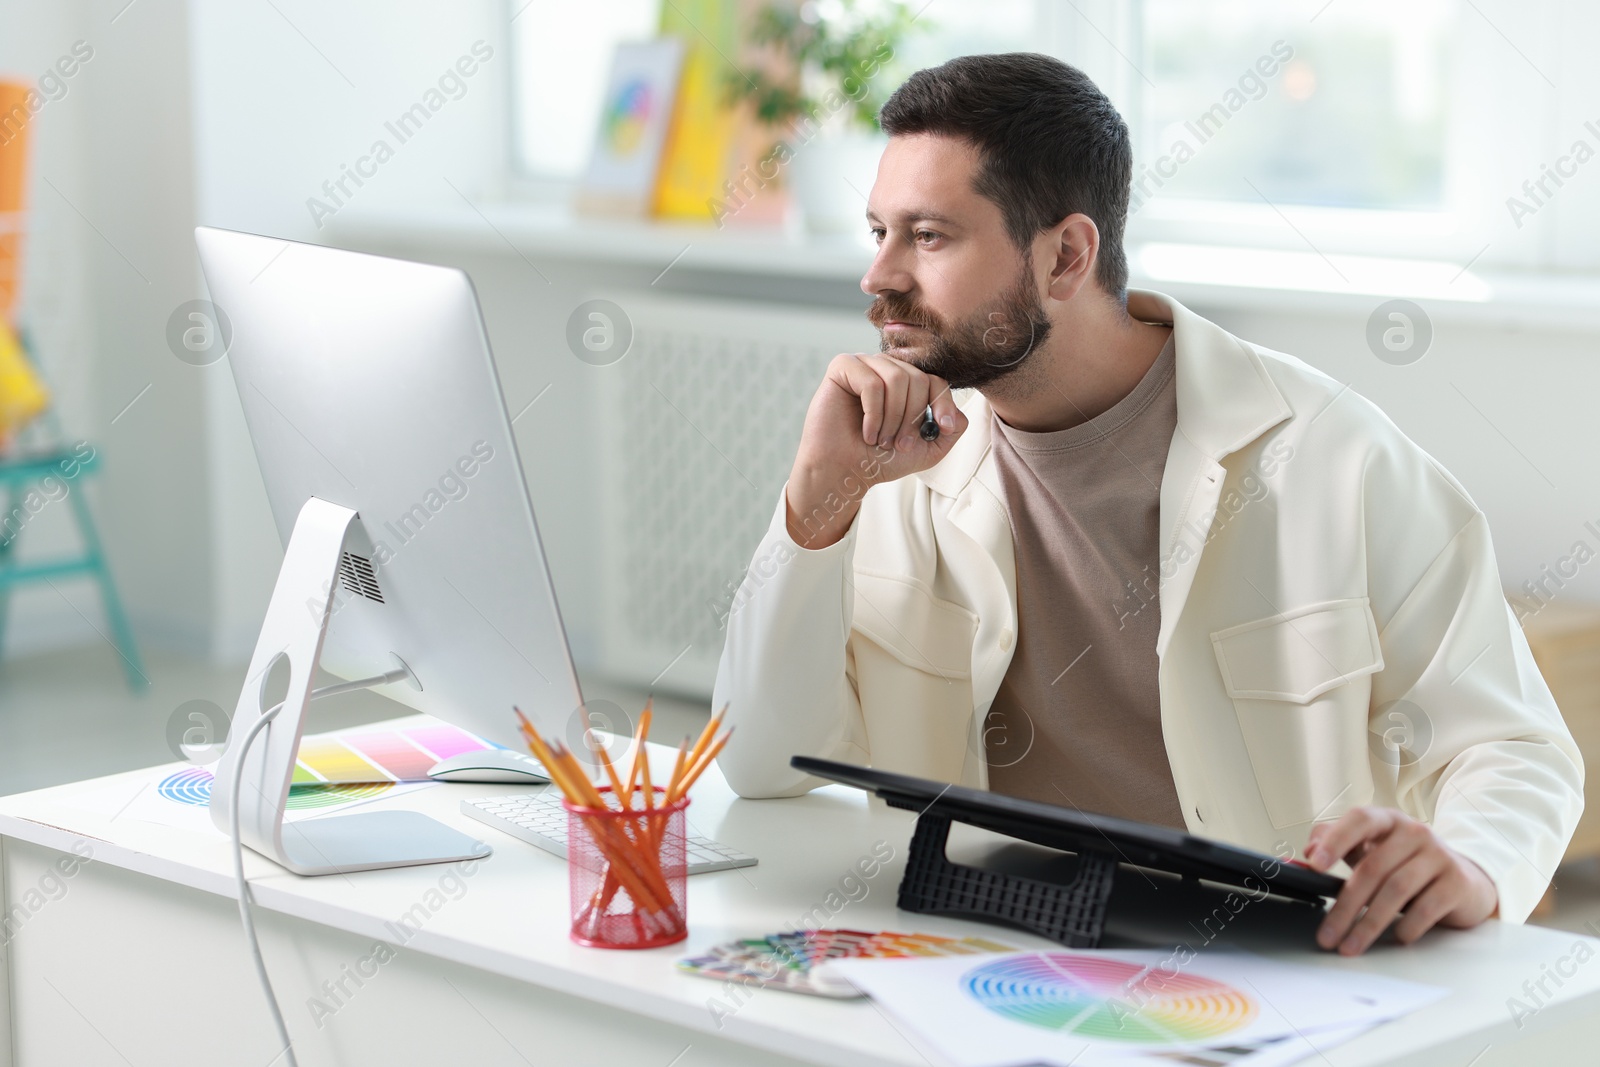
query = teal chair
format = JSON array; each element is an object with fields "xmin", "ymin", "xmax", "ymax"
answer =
[{"xmin": 0, "ymin": 327, "xmax": 146, "ymax": 689}]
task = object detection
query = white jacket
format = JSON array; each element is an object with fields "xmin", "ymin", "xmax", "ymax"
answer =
[{"xmin": 712, "ymin": 289, "xmax": 1583, "ymax": 923}]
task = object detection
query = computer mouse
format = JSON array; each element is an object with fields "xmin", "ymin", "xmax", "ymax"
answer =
[{"xmin": 427, "ymin": 749, "xmax": 551, "ymax": 784}]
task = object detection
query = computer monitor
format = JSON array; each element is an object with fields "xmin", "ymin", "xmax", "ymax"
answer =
[{"xmin": 195, "ymin": 226, "xmax": 585, "ymax": 875}]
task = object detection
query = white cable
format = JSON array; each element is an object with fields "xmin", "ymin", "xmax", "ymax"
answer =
[
  {"xmin": 231, "ymin": 702, "xmax": 300, "ymax": 1067},
  {"xmin": 226, "ymin": 667, "xmax": 408, "ymax": 1067}
]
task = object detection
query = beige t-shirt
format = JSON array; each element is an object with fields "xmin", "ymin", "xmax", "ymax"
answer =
[{"xmin": 983, "ymin": 331, "xmax": 1186, "ymax": 828}]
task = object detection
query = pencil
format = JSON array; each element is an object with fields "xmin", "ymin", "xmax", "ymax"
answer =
[
  {"xmin": 626, "ymin": 699, "xmax": 653, "ymax": 803},
  {"xmin": 685, "ymin": 704, "xmax": 726, "ymax": 770},
  {"xmin": 524, "ymin": 723, "xmax": 668, "ymax": 912},
  {"xmin": 551, "ymin": 742, "xmax": 674, "ymax": 911},
  {"xmin": 667, "ymin": 737, "xmax": 689, "ymax": 799},
  {"xmin": 592, "ymin": 725, "xmax": 627, "ymax": 798},
  {"xmin": 669, "ymin": 727, "xmax": 734, "ymax": 804},
  {"xmin": 639, "ymin": 740, "xmax": 655, "ymax": 810},
  {"xmin": 515, "ymin": 702, "xmax": 725, "ymax": 937}
]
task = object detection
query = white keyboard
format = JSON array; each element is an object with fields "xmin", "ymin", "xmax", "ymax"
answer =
[{"xmin": 460, "ymin": 790, "xmax": 758, "ymax": 874}]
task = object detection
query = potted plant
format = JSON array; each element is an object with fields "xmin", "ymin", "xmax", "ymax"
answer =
[{"xmin": 725, "ymin": 0, "xmax": 923, "ymax": 233}]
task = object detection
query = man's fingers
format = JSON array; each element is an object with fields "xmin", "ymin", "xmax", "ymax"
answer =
[
  {"xmin": 927, "ymin": 377, "xmax": 962, "ymax": 431},
  {"xmin": 928, "ymin": 406, "xmax": 970, "ymax": 455},
  {"xmin": 873, "ymin": 358, "xmax": 912, "ymax": 450},
  {"xmin": 1336, "ymin": 852, "xmax": 1446, "ymax": 955},
  {"xmin": 830, "ymin": 355, "xmax": 886, "ymax": 446},
  {"xmin": 858, "ymin": 353, "xmax": 932, "ymax": 451},
  {"xmin": 893, "ymin": 368, "xmax": 935, "ymax": 448},
  {"xmin": 816, "ymin": 354, "xmax": 965, "ymax": 472},
  {"xmin": 924, "ymin": 376, "xmax": 970, "ymax": 447},
  {"xmin": 1313, "ymin": 813, "xmax": 1399, "ymax": 946},
  {"xmin": 1306, "ymin": 806, "xmax": 1391, "ymax": 870},
  {"xmin": 1316, "ymin": 885, "xmax": 1367, "ymax": 952},
  {"xmin": 1391, "ymin": 874, "xmax": 1460, "ymax": 945},
  {"xmin": 1316, "ymin": 818, "xmax": 1429, "ymax": 950}
]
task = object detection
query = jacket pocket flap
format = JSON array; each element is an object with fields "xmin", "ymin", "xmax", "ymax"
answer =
[
  {"xmin": 1211, "ymin": 597, "xmax": 1383, "ymax": 704},
  {"xmin": 853, "ymin": 570, "xmax": 976, "ymax": 680}
]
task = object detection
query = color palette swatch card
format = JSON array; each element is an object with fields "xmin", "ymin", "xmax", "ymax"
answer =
[
  {"xmin": 677, "ymin": 928, "xmax": 1017, "ymax": 998},
  {"xmin": 291, "ymin": 721, "xmax": 502, "ymax": 783},
  {"xmin": 54, "ymin": 719, "xmax": 493, "ymax": 839}
]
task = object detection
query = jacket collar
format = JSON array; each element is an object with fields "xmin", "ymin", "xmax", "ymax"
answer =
[{"xmin": 916, "ymin": 288, "xmax": 1292, "ymax": 498}]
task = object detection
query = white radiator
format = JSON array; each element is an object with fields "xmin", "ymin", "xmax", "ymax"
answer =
[{"xmin": 595, "ymin": 293, "xmax": 877, "ymax": 699}]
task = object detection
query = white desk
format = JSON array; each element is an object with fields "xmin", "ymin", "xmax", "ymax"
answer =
[{"xmin": 2, "ymin": 715, "xmax": 1598, "ymax": 1066}]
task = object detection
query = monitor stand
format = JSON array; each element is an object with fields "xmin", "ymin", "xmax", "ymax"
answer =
[{"xmin": 209, "ymin": 496, "xmax": 489, "ymax": 876}]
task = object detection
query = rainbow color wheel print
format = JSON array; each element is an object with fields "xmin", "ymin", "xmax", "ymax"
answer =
[
  {"xmin": 962, "ymin": 953, "xmax": 1257, "ymax": 1044},
  {"xmin": 156, "ymin": 767, "xmax": 396, "ymax": 810},
  {"xmin": 157, "ymin": 767, "xmax": 214, "ymax": 806}
]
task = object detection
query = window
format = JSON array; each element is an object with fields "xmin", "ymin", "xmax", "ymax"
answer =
[
  {"xmin": 1122, "ymin": 0, "xmax": 1596, "ymax": 270},
  {"xmin": 891, "ymin": 0, "xmax": 1037, "ymax": 73},
  {"xmin": 1138, "ymin": 0, "xmax": 1457, "ymax": 212},
  {"xmin": 505, "ymin": 0, "xmax": 1600, "ymax": 272},
  {"xmin": 509, "ymin": 0, "xmax": 659, "ymax": 180},
  {"xmin": 506, "ymin": 0, "xmax": 1038, "ymax": 184}
]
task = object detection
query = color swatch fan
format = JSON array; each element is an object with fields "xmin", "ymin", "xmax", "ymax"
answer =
[{"xmin": 679, "ymin": 929, "xmax": 1017, "ymax": 999}]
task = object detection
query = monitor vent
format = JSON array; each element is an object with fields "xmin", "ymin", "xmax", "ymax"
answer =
[{"xmin": 338, "ymin": 551, "xmax": 384, "ymax": 603}]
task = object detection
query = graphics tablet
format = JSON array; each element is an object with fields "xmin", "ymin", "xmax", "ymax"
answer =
[{"xmin": 791, "ymin": 756, "xmax": 1344, "ymax": 904}]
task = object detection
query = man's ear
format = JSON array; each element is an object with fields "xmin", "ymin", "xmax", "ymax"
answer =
[{"xmin": 1042, "ymin": 213, "xmax": 1100, "ymax": 303}]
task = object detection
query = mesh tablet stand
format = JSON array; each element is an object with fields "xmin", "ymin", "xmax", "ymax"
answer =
[
  {"xmin": 795, "ymin": 755, "xmax": 1344, "ymax": 948},
  {"xmin": 893, "ymin": 809, "xmax": 1119, "ymax": 948}
]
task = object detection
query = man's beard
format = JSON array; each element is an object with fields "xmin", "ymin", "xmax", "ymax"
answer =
[{"xmin": 867, "ymin": 261, "xmax": 1051, "ymax": 390}]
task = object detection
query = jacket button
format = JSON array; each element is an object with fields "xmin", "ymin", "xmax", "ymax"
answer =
[{"xmin": 999, "ymin": 628, "xmax": 1014, "ymax": 652}]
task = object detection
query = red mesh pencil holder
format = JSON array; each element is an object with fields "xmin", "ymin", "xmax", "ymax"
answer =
[{"xmin": 563, "ymin": 786, "xmax": 689, "ymax": 949}]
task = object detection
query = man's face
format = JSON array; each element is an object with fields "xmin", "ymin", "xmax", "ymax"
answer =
[{"xmin": 862, "ymin": 133, "xmax": 1051, "ymax": 390}]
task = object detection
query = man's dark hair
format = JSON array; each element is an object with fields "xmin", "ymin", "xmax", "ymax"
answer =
[{"xmin": 879, "ymin": 53, "xmax": 1132, "ymax": 303}]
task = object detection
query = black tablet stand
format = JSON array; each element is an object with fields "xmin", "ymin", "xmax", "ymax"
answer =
[
  {"xmin": 791, "ymin": 754, "xmax": 1344, "ymax": 949},
  {"xmin": 893, "ymin": 807, "xmax": 1119, "ymax": 948}
]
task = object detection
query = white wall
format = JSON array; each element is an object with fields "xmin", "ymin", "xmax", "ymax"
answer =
[
  {"xmin": 80, "ymin": 0, "xmax": 212, "ymax": 654},
  {"xmin": 186, "ymin": 0, "xmax": 509, "ymax": 659},
  {"xmin": 4, "ymin": 0, "xmax": 1598, "ymax": 692},
  {"xmin": 188, "ymin": 0, "xmax": 507, "ymax": 241}
]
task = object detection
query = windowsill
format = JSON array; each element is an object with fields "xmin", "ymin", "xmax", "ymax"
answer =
[
  {"xmin": 1130, "ymin": 243, "xmax": 1600, "ymax": 333},
  {"xmin": 330, "ymin": 203, "xmax": 1600, "ymax": 332},
  {"xmin": 330, "ymin": 200, "xmax": 877, "ymax": 281}
]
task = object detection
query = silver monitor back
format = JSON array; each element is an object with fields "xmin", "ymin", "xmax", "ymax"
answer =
[{"xmin": 196, "ymin": 227, "xmax": 583, "ymax": 751}]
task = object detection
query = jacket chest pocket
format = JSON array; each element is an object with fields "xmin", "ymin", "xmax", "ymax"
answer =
[
  {"xmin": 1211, "ymin": 598, "xmax": 1382, "ymax": 828},
  {"xmin": 851, "ymin": 571, "xmax": 979, "ymax": 782},
  {"xmin": 852, "ymin": 570, "xmax": 976, "ymax": 681}
]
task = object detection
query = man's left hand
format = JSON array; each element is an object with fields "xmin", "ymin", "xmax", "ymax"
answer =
[{"xmin": 1304, "ymin": 806, "xmax": 1499, "ymax": 955}]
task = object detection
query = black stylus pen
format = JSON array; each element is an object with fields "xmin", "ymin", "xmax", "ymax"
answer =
[{"xmin": 919, "ymin": 404, "xmax": 940, "ymax": 441}]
